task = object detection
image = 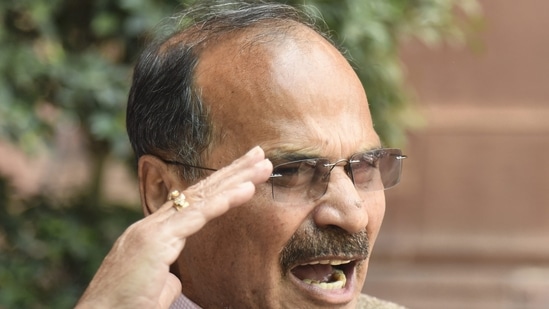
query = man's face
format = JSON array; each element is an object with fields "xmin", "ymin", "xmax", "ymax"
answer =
[{"xmin": 177, "ymin": 25, "xmax": 384, "ymax": 308}]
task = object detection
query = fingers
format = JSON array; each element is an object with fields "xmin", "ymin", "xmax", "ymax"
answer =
[
  {"xmin": 117, "ymin": 145, "xmax": 272, "ymax": 261},
  {"xmin": 194, "ymin": 146, "xmax": 272, "ymax": 197},
  {"xmin": 186, "ymin": 145, "xmax": 272, "ymax": 208},
  {"xmin": 76, "ymin": 147, "xmax": 272, "ymax": 309},
  {"xmin": 162, "ymin": 146, "xmax": 272, "ymax": 238},
  {"xmin": 115, "ymin": 146, "xmax": 271, "ymax": 260}
]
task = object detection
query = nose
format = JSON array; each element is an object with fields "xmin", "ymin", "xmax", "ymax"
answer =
[{"xmin": 311, "ymin": 167, "xmax": 373, "ymax": 234}]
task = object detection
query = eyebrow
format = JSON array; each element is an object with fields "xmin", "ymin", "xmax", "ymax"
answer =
[
  {"xmin": 267, "ymin": 151, "xmax": 319, "ymax": 166},
  {"xmin": 266, "ymin": 145, "xmax": 383, "ymax": 165}
]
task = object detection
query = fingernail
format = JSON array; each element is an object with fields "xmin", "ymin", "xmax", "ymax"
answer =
[
  {"xmin": 247, "ymin": 145, "xmax": 262, "ymax": 156},
  {"xmin": 237, "ymin": 181, "xmax": 253, "ymax": 189},
  {"xmin": 254, "ymin": 158, "xmax": 272, "ymax": 169}
]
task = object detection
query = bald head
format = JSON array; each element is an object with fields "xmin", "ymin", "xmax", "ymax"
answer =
[{"xmin": 195, "ymin": 23, "xmax": 376, "ymax": 161}]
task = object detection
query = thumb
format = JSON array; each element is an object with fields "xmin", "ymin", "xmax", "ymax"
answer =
[{"xmin": 157, "ymin": 273, "xmax": 183, "ymax": 309}]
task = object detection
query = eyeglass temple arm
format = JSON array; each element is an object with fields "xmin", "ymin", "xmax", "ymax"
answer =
[
  {"xmin": 160, "ymin": 159, "xmax": 218, "ymax": 172},
  {"xmin": 163, "ymin": 158, "xmax": 284, "ymax": 180}
]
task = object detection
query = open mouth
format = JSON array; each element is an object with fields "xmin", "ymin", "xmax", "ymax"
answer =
[{"xmin": 290, "ymin": 258, "xmax": 357, "ymax": 290}]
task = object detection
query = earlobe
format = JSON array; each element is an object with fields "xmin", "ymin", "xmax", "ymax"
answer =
[{"xmin": 138, "ymin": 155, "xmax": 182, "ymax": 216}]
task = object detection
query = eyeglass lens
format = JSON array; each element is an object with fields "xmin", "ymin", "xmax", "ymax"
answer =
[{"xmin": 270, "ymin": 148, "xmax": 405, "ymax": 202}]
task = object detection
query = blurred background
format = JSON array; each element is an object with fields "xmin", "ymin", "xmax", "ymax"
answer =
[
  {"xmin": 0, "ymin": 0, "xmax": 547, "ymax": 308},
  {"xmin": 365, "ymin": 0, "xmax": 549, "ymax": 308}
]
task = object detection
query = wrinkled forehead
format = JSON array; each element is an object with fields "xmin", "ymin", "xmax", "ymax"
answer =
[{"xmin": 194, "ymin": 23, "xmax": 376, "ymax": 155}]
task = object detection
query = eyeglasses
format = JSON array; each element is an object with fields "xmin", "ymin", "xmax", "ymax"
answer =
[
  {"xmin": 161, "ymin": 148, "xmax": 406, "ymax": 203},
  {"xmin": 269, "ymin": 148, "xmax": 406, "ymax": 202}
]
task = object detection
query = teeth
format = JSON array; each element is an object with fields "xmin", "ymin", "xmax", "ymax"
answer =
[
  {"xmin": 302, "ymin": 269, "xmax": 347, "ymax": 290},
  {"xmin": 303, "ymin": 279, "xmax": 345, "ymax": 290},
  {"xmin": 300, "ymin": 259, "xmax": 351, "ymax": 266}
]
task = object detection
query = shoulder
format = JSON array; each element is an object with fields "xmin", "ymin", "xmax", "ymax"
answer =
[{"xmin": 356, "ymin": 294, "xmax": 407, "ymax": 309}]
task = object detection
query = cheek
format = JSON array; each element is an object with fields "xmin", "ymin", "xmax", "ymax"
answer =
[
  {"xmin": 182, "ymin": 197, "xmax": 295, "ymax": 279},
  {"xmin": 243, "ymin": 193, "xmax": 305, "ymax": 250},
  {"xmin": 193, "ymin": 187, "xmax": 305, "ymax": 266},
  {"xmin": 365, "ymin": 191, "xmax": 386, "ymax": 244}
]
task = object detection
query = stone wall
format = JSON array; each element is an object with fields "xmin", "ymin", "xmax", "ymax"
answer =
[{"xmin": 364, "ymin": 0, "xmax": 549, "ymax": 307}]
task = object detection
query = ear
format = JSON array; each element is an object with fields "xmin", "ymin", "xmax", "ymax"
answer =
[{"xmin": 138, "ymin": 155, "xmax": 187, "ymax": 216}]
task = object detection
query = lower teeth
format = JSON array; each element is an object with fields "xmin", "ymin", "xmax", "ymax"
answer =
[{"xmin": 302, "ymin": 269, "xmax": 347, "ymax": 290}]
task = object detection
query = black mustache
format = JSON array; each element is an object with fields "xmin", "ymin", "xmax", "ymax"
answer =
[{"xmin": 280, "ymin": 225, "xmax": 369, "ymax": 273}]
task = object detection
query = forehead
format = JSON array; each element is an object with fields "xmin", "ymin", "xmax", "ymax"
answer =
[{"xmin": 195, "ymin": 23, "xmax": 379, "ymax": 162}]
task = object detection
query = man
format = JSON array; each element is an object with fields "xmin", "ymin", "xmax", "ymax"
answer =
[{"xmin": 76, "ymin": 1, "xmax": 407, "ymax": 308}]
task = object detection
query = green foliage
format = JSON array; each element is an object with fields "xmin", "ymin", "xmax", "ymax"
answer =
[
  {"xmin": 0, "ymin": 0, "xmax": 480, "ymax": 307},
  {"xmin": 290, "ymin": 0, "xmax": 481, "ymax": 146},
  {"xmin": 0, "ymin": 0, "xmax": 182, "ymax": 157},
  {"xmin": 0, "ymin": 177, "xmax": 142, "ymax": 308},
  {"xmin": 0, "ymin": 1, "xmax": 179, "ymax": 307}
]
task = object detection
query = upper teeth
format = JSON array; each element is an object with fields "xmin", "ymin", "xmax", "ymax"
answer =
[{"xmin": 301, "ymin": 259, "xmax": 351, "ymax": 266}]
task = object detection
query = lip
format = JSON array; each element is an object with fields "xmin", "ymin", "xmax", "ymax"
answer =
[{"xmin": 287, "ymin": 257, "xmax": 364, "ymax": 305}]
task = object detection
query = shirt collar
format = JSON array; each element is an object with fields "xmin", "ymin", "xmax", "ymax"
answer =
[{"xmin": 169, "ymin": 293, "xmax": 201, "ymax": 309}]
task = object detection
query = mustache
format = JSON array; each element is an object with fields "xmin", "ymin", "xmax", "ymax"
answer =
[{"xmin": 280, "ymin": 225, "xmax": 369, "ymax": 273}]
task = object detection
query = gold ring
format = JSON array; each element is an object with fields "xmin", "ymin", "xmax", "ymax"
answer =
[{"xmin": 169, "ymin": 190, "xmax": 190, "ymax": 211}]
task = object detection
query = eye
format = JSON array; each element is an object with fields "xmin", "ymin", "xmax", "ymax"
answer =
[
  {"xmin": 271, "ymin": 160, "xmax": 317, "ymax": 188},
  {"xmin": 349, "ymin": 152, "xmax": 382, "ymax": 189},
  {"xmin": 354, "ymin": 152, "xmax": 380, "ymax": 168},
  {"xmin": 272, "ymin": 162, "xmax": 301, "ymax": 178}
]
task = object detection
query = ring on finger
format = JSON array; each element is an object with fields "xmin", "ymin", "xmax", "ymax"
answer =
[{"xmin": 169, "ymin": 190, "xmax": 190, "ymax": 211}]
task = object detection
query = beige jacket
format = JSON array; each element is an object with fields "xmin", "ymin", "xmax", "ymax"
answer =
[
  {"xmin": 170, "ymin": 293, "xmax": 405, "ymax": 308},
  {"xmin": 357, "ymin": 294, "xmax": 406, "ymax": 309}
]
